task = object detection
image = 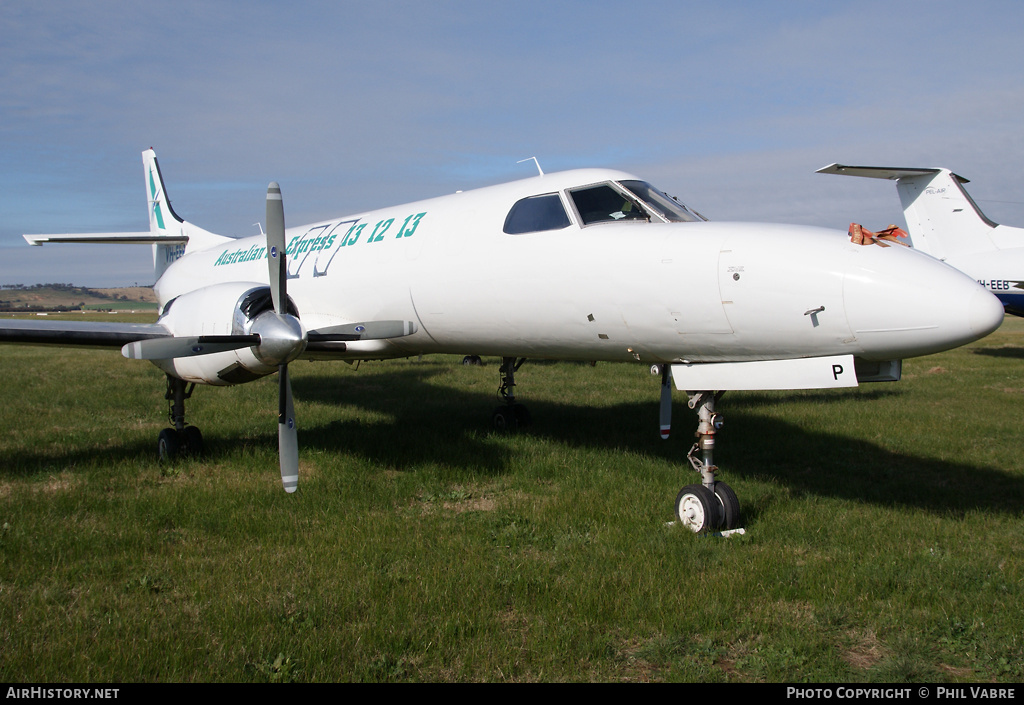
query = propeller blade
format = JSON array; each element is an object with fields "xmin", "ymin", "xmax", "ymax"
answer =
[
  {"xmin": 308, "ymin": 320, "xmax": 418, "ymax": 342},
  {"xmin": 122, "ymin": 334, "xmax": 261, "ymax": 360},
  {"xmin": 266, "ymin": 183, "xmax": 301, "ymax": 493},
  {"xmin": 659, "ymin": 366, "xmax": 672, "ymax": 440},
  {"xmin": 266, "ymin": 182, "xmax": 287, "ymax": 315},
  {"xmin": 278, "ymin": 364, "xmax": 298, "ymax": 493}
]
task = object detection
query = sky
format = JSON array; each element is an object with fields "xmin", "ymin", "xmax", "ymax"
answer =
[{"xmin": 2, "ymin": 0, "xmax": 1023, "ymax": 287}]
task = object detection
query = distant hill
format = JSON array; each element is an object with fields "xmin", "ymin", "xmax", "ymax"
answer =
[{"xmin": 0, "ymin": 284, "xmax": 158, "ymax": 312}]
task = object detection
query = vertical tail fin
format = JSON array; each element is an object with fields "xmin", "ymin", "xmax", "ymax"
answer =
[
  {"xmin": 143, "ymin": 149, "xmax": 186, "ymax": 281},
  {"xmin": 142, "ymin": 149, "xmax": 231, "ymax": 281},
  {"xmin": 817, "ymin": 164, "xmax": 1000, "ymax": 260},
  {"xmin": 143, "ymin": 148, "xmax": 183, "ymax": 235}
]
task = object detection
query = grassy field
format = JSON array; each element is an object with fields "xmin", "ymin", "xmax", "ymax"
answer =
[
  {"xmin": 0, "ymin": 285, "xmax": 156, "ymax": 312},
  {"xmin": 0, "ymin": 315, "xmax": 1022, "ymax": 682}
]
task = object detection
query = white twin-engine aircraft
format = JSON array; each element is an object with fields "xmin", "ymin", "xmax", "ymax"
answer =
[
  {"xmin": 818, "ymin": 164, "xmax": 1024, "ymax": 317},
  {"xmin": 0, "ymin": 149, "xmax": 1005, "ymax": 533}
]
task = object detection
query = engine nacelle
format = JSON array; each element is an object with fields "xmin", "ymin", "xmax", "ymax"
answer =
[{"xmin": 151, "ymin": 282, "xmax": 304, "ymax": 385}]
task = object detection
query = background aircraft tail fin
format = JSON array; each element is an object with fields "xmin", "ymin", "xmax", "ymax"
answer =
[{"xmin": 817, "ymin": 164, "xmax": 1000, "ymax": 261}]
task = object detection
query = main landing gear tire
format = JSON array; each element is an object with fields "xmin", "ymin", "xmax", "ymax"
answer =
[
  {"xmin": 157, "ymin": 426, "xmax": 205, "ymax": 461},
  {"xmin": 675, "ymin": 484, "xmax": 721, "ymax": 533},
  {"xmin": 160, "ymin": 376, "xmax": 203, "ymax": 462},
  {"xmin": 182, "ymin": 426, "xmax": 204, "ymax": 456},
  {"xmin": 491, "ymin": 403, "xmax": 531, "ymax": 431},
  {"xmin": 158, "ymin": 428, "xmax": 180, "ymax": 462}
]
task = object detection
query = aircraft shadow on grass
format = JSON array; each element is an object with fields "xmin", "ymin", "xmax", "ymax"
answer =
[
  {"xmin": 4, "ymin": 362, "xmax": 1021, "ymax": 521},
  {"xmin": 973, "ymin": 346, "xmax": 1024, "ymax": 360},
  {"xmin": 290, "ymin": 364, "xmax": 1023, "ymax": 521}
]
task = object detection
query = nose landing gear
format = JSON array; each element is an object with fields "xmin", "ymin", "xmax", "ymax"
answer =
[
  {"xmin": 673, "ymin": 390, "xmax": 741, "ymax": 533},
  {"xmin": 492, "ymin": 356, "xmax": 530, "ymax": 431}
]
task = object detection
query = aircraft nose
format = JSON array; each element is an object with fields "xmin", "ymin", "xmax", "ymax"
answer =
[
  {"xmin": 843, "ymin": 248, "xmax": 1003, "ymax": 360},
  {"xmin": 967, "ymin": 284, "xmax": 1007, "ymax": 336}
]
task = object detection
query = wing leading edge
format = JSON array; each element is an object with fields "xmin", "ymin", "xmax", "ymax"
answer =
[{"xmin": 0, "ymin": 318, "xmax": 171, "ymax": 348}]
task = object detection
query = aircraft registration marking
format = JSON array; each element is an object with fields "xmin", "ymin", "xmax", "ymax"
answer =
[
  {"xmin": 978, "ymin": 279, "xmax": 1024, "ymax": 291},
  {"xmin": 163, "ymin": 243, "xmax": 186, "ymax": 264}
]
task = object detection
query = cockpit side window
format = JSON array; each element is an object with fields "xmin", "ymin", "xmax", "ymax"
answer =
[
  {"xmin": 503, "ymin": 193, "xmax": 572, "ymax": 234},
  {"xmin": 569, "ymin": 183, "xmax": 649, "ymax": 226},
  {"xmin": 619, "ymin": 180, "xmax": 704, "ymax": 222}
]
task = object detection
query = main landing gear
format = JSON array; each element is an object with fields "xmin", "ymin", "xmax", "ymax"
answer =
[
  {"xmin": 157, "ymin": 374, "xmax": 204, "ymax": 461},
  {"xmin": 491, "ymin": 356, "xmax": 531, "ymax": 431},
  {"xmin": 674, "ymin": 391, "xmax": 741, "ymax": 533}
]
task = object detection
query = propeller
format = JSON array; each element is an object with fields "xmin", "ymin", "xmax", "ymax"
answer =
[
  {"xmin": 120, "ymin": 181, "xmax": 419, "ymax": 493},
  {"xmin": 265, "ymin": 182, "xmax": 301, "ymax": 493},
  {"xmin": 659, "ymin": 365, "xmax": 672, "ymax": 440},
  {"xmin": 121, "ymin": 321, "xmax": 420, "ymax": 360},
  {"xmin": 122, "ymin": 334, "xmax": 261, "ymax": 360},
  {"xmin": 266, "ymin": 183, "xmax": 288, "ymax": 314},
  {"xmin": 308, "ymin": 319, "xmax": 417, "ymax": 343}
]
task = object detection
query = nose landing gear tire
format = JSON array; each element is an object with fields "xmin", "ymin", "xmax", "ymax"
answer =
[
  {"xmin": 675, "ymin": 484, "xmax": 721, "ymax": 533},
  {"xmin": 713, "ymin": 481, "xmax": 740, "ymax": 530}
]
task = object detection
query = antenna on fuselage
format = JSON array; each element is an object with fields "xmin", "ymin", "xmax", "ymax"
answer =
[{"xmin": 517, "ymin": 157, "xmax": 544, "ymax": 176}]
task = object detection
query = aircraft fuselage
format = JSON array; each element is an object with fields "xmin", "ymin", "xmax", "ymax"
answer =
[{"xmin": 152, "ymin": 168, "xmax": 1002, "ymax": 385}]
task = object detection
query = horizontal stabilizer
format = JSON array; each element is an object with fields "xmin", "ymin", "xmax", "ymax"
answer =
[
  {"xmin": 23, "ymin": 232, "xmax": 187, "ymax": 246},
  {"xmin": 816, "ymin": 164, "xmax": 953, "ymax": 181},
  {"xmin": 23, "ymin": 149, "xmax": 231, "ymax": 288},
  {"xmin": 671, "ymin": 355, "xmax": 857, "ymax": 391}
]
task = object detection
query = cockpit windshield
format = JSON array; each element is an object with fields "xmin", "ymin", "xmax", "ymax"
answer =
[
  {"xmin": 618, "ymin": 181, "xmax": 704, "ymax": 222},
  {"xmin": 568, "ymin": 183, "xmax": 651, "ymax": 226},
  {"xmin": 503, "ymin": 177, "xmax": 707, "ymax": 235}
]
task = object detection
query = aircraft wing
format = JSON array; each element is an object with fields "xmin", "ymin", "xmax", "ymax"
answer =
[
  {"xmin": 0, "ymin": 317, "xmax": 415, "ymax": 354},
  {"xmin": 0, "ymin": 318, "xmax": 171, "ymax": 348}
]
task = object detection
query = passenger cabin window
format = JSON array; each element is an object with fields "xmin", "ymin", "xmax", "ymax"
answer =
[
  {"xmin": 569, "ymin": 183, "xmax": 649, "ymax": 225},
  {"xmin": 503, "ymin": 193, "xmax": 572, "ymax": 234}
]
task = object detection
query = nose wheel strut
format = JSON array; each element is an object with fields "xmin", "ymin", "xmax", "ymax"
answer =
[
  {"xmin": 492, "ymin": 356, "xmax": 530, "ymax": 431},
  {"xmin": 674, "ymin": 390, "xmax": 741, "ymax": 532}
]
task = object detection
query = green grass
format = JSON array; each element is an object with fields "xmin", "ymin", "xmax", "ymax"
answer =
[{"xmin": 1, "ymin": 316, "xmax": 1022, "ymax": 682}]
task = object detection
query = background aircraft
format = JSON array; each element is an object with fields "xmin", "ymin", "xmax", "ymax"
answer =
[
  {"xmin": 0, "ymin": 150, "xmax": 1005, "ymax": 533},
  {"xmin": 818, "ymin": 164, "xmax": 1024, "ymax": 316}
]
